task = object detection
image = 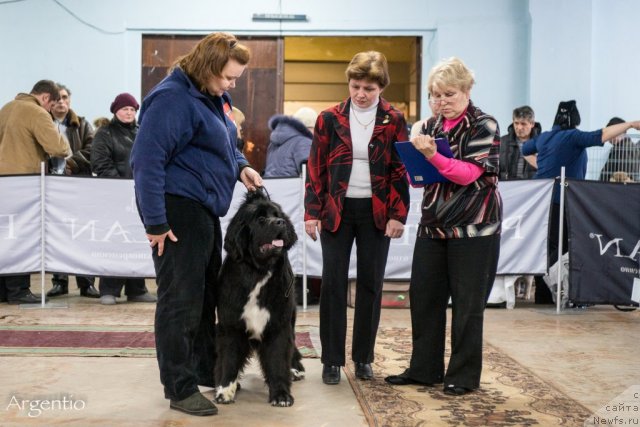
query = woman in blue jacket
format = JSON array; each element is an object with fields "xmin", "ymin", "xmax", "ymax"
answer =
[{"xmin": 131, "ymin": 32, "xmax": 262, "ymax": 417}]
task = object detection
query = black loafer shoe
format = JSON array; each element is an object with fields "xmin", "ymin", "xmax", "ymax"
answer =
[
  {"xmin": 8, "ymin": 292, "xmax": 44, "ymax": 305},
  {"xmin": 355, "ymin": 362, "xmax": 373, "ymax": 380},
  {"xmin": 384, "ymin": 369, "xmax": 434, "ymax": 386},
  {"xmin": 443, "ymin": 384, "xmax": 473, "ymax": 396},
  {"xmin": 46, "ymin": 284, "xmax": 68, "ymax": 297},
  {"xmin": 80, "ymin": 285, "xmax": 100, "ymax": 298},
  {"xmin": 322, "ymin": 365, "xmax": 341, "ymax": 385}
]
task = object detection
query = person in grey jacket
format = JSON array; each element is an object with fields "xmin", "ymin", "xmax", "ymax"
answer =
[{"xmin": 263, "ymin": 107, "xmax": 317, "ymax": 177}]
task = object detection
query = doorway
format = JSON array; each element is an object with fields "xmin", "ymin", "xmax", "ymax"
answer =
[{"xmin": 141, "ymin": 35, "xmax": 421, "ymax": 173}]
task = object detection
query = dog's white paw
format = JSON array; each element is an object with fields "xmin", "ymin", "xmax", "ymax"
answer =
[
  {"xmin": 215, "ymin": 381, "xmax": 238, "ymax": 404},
  {"xmin": 270, "ymin": 392, "xmax": 294, "ymax": 407},
  {"xmin": 291, "ymin": 368, "xmax": 306, "ymax": 381}
]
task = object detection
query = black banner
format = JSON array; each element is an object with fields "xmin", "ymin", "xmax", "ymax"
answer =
[{"xmin": 566, "ymin": 180, "xmax": 640, "ymax": 305}]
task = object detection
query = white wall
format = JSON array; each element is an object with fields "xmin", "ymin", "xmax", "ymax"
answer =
[{"xmin": 0, "ymin": 0, "xmax": 637, "ymax": 132}]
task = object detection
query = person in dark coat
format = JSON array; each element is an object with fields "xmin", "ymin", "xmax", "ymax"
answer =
[
  {"xmin": 499, "ymin": 105, "xmax": 541, "ymax": 180},
  {"xmin": 91, "ymin": 93, "xmax": 156, "ymax": 305},
  {"xmin": 47, "ymin": 83, "xmax": 99, "ymax": 299}
]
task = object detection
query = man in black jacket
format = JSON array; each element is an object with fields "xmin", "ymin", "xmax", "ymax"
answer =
[
  {"xmin": 499, "ymin": 105, "xmax": 540, "ymax": 180},
  {"xmin": 47, "ymin": 83, "xmax": 99, "ymax": 298}
]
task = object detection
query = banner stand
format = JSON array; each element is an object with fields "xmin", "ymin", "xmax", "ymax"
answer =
[
  {"xmin": 556, "ymin": 167, "xmax": 566, "ymax": 315},
  {"xmin": 20, "ymin": 162, "xmax": 67, "ymax": 310},
  {"xmin": 301, "ymin": 164, "xmax": 308, "ymax": 312}
]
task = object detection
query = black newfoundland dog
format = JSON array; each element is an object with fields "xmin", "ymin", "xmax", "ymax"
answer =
[{"xmin": 215, "ymin": 189, "xmax": 305, "ymax": 407}]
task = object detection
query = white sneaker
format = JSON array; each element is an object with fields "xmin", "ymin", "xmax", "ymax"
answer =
[{"xmin": 100, "ymin": 295, "xmax": 117, "ymax": 305}]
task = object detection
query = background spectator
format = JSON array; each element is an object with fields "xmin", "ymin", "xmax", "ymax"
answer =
[
  {"xmin": 264, "ymin": 107, "xmax": 317, "ymax": 178},
  {"xmin": 0, "ymin": 79, "xmax": 70, "ymax": 304},
  {"xmin": 599, "ymin": 117, "xmax": 640, "ymax": 182},
  {"xmin": 499, "ymin": 105, "xmax": 540, "ymax": 180},
  {"xmin": 91, "ymin": 92, "xmax": 156, "ymax": 305},
  {"xmin": 46, "ymin": 83, "xmax": 99, "ymax": 299}
]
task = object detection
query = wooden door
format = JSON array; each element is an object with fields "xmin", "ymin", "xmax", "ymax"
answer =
[{"xmin": 141, "ymin": 35, "xmax": 282, "ymax": 173}]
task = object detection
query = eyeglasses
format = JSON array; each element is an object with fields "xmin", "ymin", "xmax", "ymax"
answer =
[{"xmin": 430, "ymin": 92, "xmax": 460, "ymax": 105}]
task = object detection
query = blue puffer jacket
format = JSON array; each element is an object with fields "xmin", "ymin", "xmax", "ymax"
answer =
[{"xmin": 131, "ymin": 67, "xmax": 248, "ymax": 232}]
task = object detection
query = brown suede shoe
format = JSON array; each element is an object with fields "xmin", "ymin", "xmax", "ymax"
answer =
[{"xmin": 170, "ymin": 391, "xmax": 218, "ymax": 416}]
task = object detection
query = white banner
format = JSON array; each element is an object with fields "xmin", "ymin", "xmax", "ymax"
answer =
[
  {"xmin": 0, "ymin": 175, "xmax": 553, "ymax": 278},
  {"xmin": 0, "ymin": 176, "xmax": 41, "ymax": 274}
]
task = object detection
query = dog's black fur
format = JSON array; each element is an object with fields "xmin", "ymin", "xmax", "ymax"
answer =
[{"xmin": 215, "ymin": 189, "xmax": 305, "ymax": 407}]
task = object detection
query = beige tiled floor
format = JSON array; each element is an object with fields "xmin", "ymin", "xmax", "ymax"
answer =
[{"xmin": 0, "ymin": 276, "xmax": 638, "ymax": 425}]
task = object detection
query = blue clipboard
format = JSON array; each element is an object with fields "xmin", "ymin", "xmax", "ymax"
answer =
[{"xmin": 394, "ymin": 138, "xmax": 453, "ymax": 186}]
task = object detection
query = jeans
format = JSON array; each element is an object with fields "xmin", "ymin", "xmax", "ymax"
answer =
[
  {"xmin": 408, "ymin": 234, "xmax": 500, "ymax": 389},
  {"xmin": 152, "ymin": 194, "xmax": 220, "ymax": 401}
]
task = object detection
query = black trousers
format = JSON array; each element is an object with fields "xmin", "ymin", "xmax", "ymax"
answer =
[
  {"xmin": 52, "ymin": 273, "xmax": 95, "ymax": 289},
  {"xmin": 98, "ymin": 277, "xmax": 147, "ymax": 297},
  {"xmin": 407, "ymin": 234, "xmax": 500, "ymax": 389},
  {"xmin": 152, "ymin": 194, "xmax": 220, "ymax": 401},
  {"xmin": 319, "ymin": 198, "xmax": 390, "ymax": 366},
  {"xmin": 0, "ymin": 275, "xmax": 30, "ymax": 300}
]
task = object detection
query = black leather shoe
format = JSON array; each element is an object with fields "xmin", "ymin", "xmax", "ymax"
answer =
[
  {"xmin": 80, "ymin": 285, "xmax": 100, "ymax": 298},
  {"xmin": 355, "ymin": 362, "xmax": 373, "ymax": 380},
  {"xmin": 385, "ymin": 369, "xmax": 434, "ymax": 386},
  {"xmin": 8, "ymin": 292, "xmax": 44, "ymax": 305},
  {"xmin": 322, "ymin": 365, "xmax": 340, "ymax": 385},
  {"xmin": 443, "ymin": 384, "xmax": 473, "ymax": 396},
  {"xmin": 46, "ymin": 284, "xmax": 68, "ymax": 297}
]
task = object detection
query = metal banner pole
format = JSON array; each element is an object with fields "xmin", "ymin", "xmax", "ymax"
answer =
[
  {"xmin": 556, "ymin": 167, "xmax": 566, "ymax": 314},
  {"xmin": 301, "ymin": 165, "xmax": 308, "ymax": 311},
  {"xmin": 40, "ymin": 161, "xmax": 46, "ymax": 307}
]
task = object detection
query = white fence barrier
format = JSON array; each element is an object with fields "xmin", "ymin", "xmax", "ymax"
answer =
[{"xmin": 0, "ymin": 175, "xmax": 554, "ymax": 279}]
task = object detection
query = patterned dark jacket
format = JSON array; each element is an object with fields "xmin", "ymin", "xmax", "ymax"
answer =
[
  {"xmin": 304, "ymin": 97, "xmax": 409, "ymax": 233},
  {"xmin": 419, "ymin": 101, "xmax": 502, "ymax": 239}
]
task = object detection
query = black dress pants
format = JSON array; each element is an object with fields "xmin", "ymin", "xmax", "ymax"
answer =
[
  {"xmin": 52, "ymin": 273, "xmax": 95, "ymax": 289},
  {"xmin": 319, "ymin": 198, "xmax": 390, "ymax": 366},
  {"xmin": 407, "ymin": 234, "xmax": 500, "ymax": 389},
  {"xmin": 0, "ymin": 275, "xmax": 30, "ymax": 300},
  {"xmin": 152, "ymin": 194, "xmax": 220, "ymax": 401}
]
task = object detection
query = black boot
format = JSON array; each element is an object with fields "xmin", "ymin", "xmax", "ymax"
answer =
[
  {"xmin": 47, "ymin": 283, "xmax": 68, "ymax": 297},
  {"xmin": 80, "ymin": 285, "xmax": 100, "ymax": 298}
]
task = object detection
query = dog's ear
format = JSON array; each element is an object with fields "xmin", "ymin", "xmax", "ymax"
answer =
[{"xmin": 224, "ymin": 208, "xmax": 250, "ymax": 261}]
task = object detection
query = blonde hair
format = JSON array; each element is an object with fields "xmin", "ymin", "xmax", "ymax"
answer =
[
  {"xmin": 232, "ymin": 106, "xmax": 245, "ymax": 126},
  {"xmin": 345, "ymin": 51, "xmax": 390, "ymax": 89},
  {"xmin": 428, "ymin": 57, "xmax": 475, "ymax": 93},
  {"xmin": 174, "ymin": 32, "xmax": 250, "ymax": 92}
]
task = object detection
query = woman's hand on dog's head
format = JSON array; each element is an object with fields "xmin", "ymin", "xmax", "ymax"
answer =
[
  {"xmin": 304, "ymin": 219, "xmax": 321, "ymax": 241},
  {"xmin": 147, "ymin": 230, "xmax": 178, "ymax": 256},
  {"xmin": 240, "ymin": 167, "xmax": 263, "ymax": 192}
]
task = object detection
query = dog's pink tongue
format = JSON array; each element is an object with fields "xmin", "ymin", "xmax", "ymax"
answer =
[{"xmin": 272, "ymin": 239, "xmax": 284, "ymax": 247}]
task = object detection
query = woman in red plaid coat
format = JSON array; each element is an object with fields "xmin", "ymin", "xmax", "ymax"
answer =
[{"xmin": 304, "ymin": 51, "xmax": 410, "ymax": 385}]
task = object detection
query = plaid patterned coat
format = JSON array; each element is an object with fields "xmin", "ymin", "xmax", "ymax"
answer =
[{"xmin": 304, "ymin": 97, "xmax": 409, "ymax": 232}]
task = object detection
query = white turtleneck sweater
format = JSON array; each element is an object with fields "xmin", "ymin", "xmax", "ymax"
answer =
[{"xmin": 347, "ymin": 99, "xmax": 378, "ymax": 198}]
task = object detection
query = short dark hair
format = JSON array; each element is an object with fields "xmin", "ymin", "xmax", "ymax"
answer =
[
  {"xmin": 513, "ymin": 105, "xmax": 534, "ymax": 121},
  {"xmin": 56, "ymin": 83, "xmax": 71, "ymax": 97},
  {"xmin": 30, "ymin": 80, "xmax": 60, "ymax": 102}
]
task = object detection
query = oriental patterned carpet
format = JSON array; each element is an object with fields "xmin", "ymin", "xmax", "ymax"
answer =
[
  {"xmin": 0, "ymin": 324, "xmax": 320, "ymax": 359},
  {"xmin": 345, "ymin": 327, "xmax": 592, "ymax": 426}
]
